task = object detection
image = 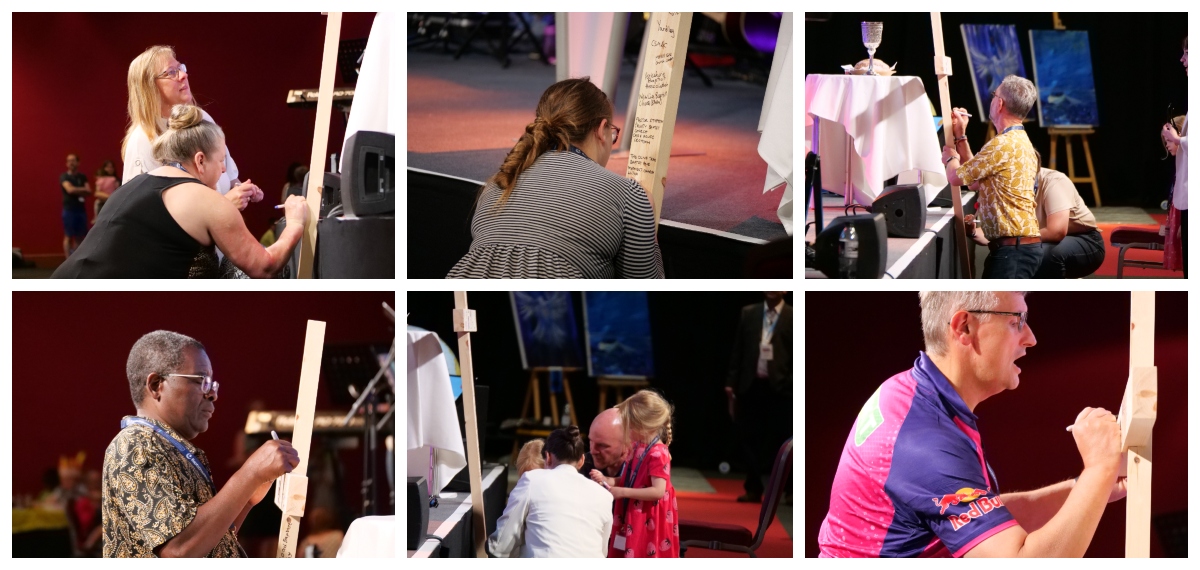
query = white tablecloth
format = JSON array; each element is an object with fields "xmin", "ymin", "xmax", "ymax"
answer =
[
  {"xmin": 406, "ymin": 331, "xmax": 465, "ymax": 495},
  {"xmin": 758, "ymin": 12, "xmax": 794, "ymax": 235},
  {"xmin": 804, "ymin": 74, "xmax": 947, "ymax": 205},
  {"xmin": 337, "ymin": 515, "xmax": 395, "ymax": 557}
]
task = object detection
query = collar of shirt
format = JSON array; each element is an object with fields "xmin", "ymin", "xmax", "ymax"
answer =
[
  {"xmin": 763, "ymin": 299, "xmax": 784, "ymax": 315},
  {"xmin": 913, "ymin": 352, "xmax": 979, "ymax": 429},
  {"xmin": 123, "ymin": 414, "xmax": 200, "ymax": 454}
]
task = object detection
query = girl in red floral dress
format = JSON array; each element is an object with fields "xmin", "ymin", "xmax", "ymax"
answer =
[{"xmin": 590, "ymin": 390, "xmax": 680, "ymax": 558}]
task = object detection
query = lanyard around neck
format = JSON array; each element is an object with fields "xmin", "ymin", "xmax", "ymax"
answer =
[
  {"xmin": 1001, "ymin": 125, "xmax": 1025, "ymax": 135},
  {"xmin": 619, "ymin": 436, "xmax": 661, "ymax": 517},
  {"xmin": 122, "ymin": 416, "xmax": 214, "ymax": 493}
]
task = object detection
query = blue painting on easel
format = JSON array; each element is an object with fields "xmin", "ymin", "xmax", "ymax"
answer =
[
  {"xmin": 961, "ymin": 24, "xmax": 1028, "ymax": 119},
  {"xmin": 510, "ymin": 292, "xmax": 584, "ymax": 370},
  {"xmin": 583, "ymin": 292, "xmax": 654, "ymax": 378},
  {"xmin": 1029, "ymin": 30, "xmax": 1099, "ymax": 127}
]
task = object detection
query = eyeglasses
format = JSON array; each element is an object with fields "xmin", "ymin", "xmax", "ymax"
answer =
[
  {"xmin": 967, "ymin": 310, "xmax": 1027, "ymax": 332},
  {"xmin": 609, "ymin": 123, "xmax": 621, "ymax": 146},
  {"xmin": 167, "ymin": 373, "xmax": 218, "ymax": 397},
  {"xmin": 156, "ymin": 63, "xmax": 188, "ymax": 81}
]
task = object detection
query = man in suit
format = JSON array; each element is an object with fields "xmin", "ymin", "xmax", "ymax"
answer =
[
  {"xmin": 488, "ymin": 426, "xmax": 613, "ymax": 557},
  {"xmin": 725, "ymin": 292, "xmax": 792, "ymax": 503}
]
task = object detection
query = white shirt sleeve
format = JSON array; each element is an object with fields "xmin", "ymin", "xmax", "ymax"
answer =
[
  {"xmin": 1175, "ymin": 114, "xmax": 1188, "ymax": 210},
  {"xmin": 122, "ymin": 127, "xmax": 160, "ymax": 184},
  {"xmin": 487, "ymin": 474, "xmax": 531, "ymax": 558},
  {"xmin": 200, "ymin": 109, "xmax": 238, "ymax": 195}
]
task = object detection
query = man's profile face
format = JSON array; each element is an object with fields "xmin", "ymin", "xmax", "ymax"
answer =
[
  {"xmin": 589, "ymin": 419, "xmax": 625, "ymax": 471},
  {"xmin": 764, "ymin": 291, "xmax": 786, "ymax": 305},
  {"xmin": 971, "ymin": 293, "xmax": 1036, "ymax": 393},
  {"xmin": 159, "ymin": 347, "xmax": 216, "ymax": 439}
]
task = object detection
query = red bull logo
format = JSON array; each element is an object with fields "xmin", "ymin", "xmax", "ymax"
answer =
[{"xmin": 931, "ymin": 487, "xmax": 1004, "ymax": 530}]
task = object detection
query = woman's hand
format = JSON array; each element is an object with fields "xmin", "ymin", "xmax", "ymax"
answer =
[
  {"xmin": 283, "ymin": 195, "xmax": 310, "ymax": 228},
  {"xmin": 226, "ymin": 179, "xmax": 264, "ymax": 211},
  {"xmin": 1163, "ymin": 123, "xmax": 1182, "ymax": 145}
]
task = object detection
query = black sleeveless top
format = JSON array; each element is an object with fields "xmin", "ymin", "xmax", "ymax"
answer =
[{"xmin": 52, "ymin": 174, "xmax": 219, "ymax": 278}]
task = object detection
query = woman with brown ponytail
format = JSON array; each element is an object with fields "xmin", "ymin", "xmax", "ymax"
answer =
[{"xmin": 447, "ymin": 78, "xmax": 664, "ymax": 278}]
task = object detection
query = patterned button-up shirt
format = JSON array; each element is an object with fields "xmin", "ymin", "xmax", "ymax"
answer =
[
  {"xmin": 957, "ymin": 129, "xmax": 1040, "ymax": 239},
  {"xmin": 102, "ymin": 415, "xmax": 242, "ymax": 557}
]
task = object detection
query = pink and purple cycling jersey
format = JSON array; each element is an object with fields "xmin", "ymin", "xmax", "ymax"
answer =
[{"xmin": 818, "ymin": 352, "xmax": 1018, "ymax": 557}]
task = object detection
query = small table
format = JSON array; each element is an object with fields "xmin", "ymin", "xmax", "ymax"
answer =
[{"xmin": 805, "ymin": 74, "xmax": 948, "ymax": 207}]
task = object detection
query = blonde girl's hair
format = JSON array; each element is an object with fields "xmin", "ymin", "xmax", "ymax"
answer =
[
  {"xmin": 617, "ymin": 390, "xmax": 674, "ymax": 446},
  {"xmin": 152, "ymin": 104, "xmax": 225, "ymax": 166},
  {"xmin": 122, "ymin": 46, "xmax": 196, "ymax": 158},
  {"xmin": 514, "ymin": 439, "xmax": 545, "ymax": 480},
  {"xmin": 484, "ymin": 77, "xmax": 613, "ymax": 209}
]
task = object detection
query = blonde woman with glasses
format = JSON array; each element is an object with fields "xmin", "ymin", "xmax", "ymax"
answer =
[{"xmin": 121, "ymin": 46, "xmax": 263, "ymax": 211}]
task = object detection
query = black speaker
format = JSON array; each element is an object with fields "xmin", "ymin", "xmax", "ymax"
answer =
[
  {"xmin": 342, "ymin": 131, "xmax": 395, "ymax": 217},
  {"xmin": 872, "ymin": 184, "xmax": 926, "ymax": 238},
  {"xmin": 812, "ymin": 214, "xmax": 888, "ymax": 278},
  {"xmin": 408, "ymin": 476, "xmax": 429, "ymax": 550},
  {"xmin": 300, "ymin": 171, "xmax": 342, "ymax": 218}
]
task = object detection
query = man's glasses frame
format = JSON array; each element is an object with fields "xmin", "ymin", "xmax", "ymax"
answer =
[
  {"xmin": 966, "ymin": 310, "xmax": 1027, "ymax": 332},
  {"xmin": 167, "ymin": 373, "xmax": 218, "ymax": 396}
]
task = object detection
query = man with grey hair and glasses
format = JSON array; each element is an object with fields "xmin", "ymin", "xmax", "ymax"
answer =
[
  {"xmin": 819, "ymin": 292, "xmax": 1126, "ymax": 557},
  {"xmin": 941, "ymin": 76, "xmax": 1043, "ymax": 278},
  {"xmin": 102, "ymin": 330, "xmax": 300, "ymax": 557}
]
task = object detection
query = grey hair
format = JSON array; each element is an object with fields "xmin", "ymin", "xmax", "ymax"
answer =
[
  {"xmin": 126, "ymin": 330, "xmax": 205, "ymax": 406},
  {"xmin": 996, "ymin": 75, "xmax": 1038, "ymax": 120},
  {"xmin": 918, "ymin": 292, "xmax": 1027, "ymax": 356},
  {"xmin": 152, "ymin": 104, "xmax": 224, "ymax": 166}
]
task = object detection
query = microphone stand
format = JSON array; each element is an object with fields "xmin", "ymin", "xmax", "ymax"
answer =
[{"xmin": 343, "ymin": 333, "xmax": 395, "ymax": 516}]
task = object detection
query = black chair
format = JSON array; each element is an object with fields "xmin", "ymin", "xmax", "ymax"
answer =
[{"xmin": 679, "ymin": 438, "xmax": 792, "ymax": 557}]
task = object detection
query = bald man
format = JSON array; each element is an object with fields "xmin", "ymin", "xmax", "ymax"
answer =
[{"xmin": 579, "ymin": 408, "xmax": 629, "ymax": 479}]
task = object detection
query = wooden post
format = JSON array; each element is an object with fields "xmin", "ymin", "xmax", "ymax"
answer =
[
  {"xmin": 930, "ymin": 13, "xmax": 973, "ymax": 278},
  {"xmin": 625, "ymin": 12, "xmax": 692, "ymax": 223},
  {"xmin": 1122, "ymin": 292, "xmax": 1156, "ymax": 557},
  {"xmin": 453, "ymin": 292, "xmax": 486, "ymax": 557},
  {"xmin": 296, "ymin": 12, "xmax": 342, "ymax": 279},
  {"xmin": 275, "ymin": 320, "xmax": 326, "ymax": 557}
]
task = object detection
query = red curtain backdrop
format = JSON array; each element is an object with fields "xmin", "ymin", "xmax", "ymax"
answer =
[
  {"xmin": 805, "ymin": 292, "xmax": 1187, "ymax": 558},
  {"xmin": 11, "ymin": 291, "xmax": 395, "ymax": 499},
  {"xmin": 12, "ymin": 12, "xmax": 376, "ymax": 256}
]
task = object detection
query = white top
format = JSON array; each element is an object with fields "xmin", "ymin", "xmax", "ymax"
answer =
[
  {"xmin": 336, "ymin": 516, "xmax": 395, "ymax": 558},
  {"xmin": 1173, "ymin": 114, "xmax": 1188, "ymax": 210},
  {"xmin": 487, "ymin": 464, "xmax": 614, "ymax": 558},
  {"xmin": 805, "ymin": 74, "xmax": 948, "ymax": 205},
  {"xmin": 122, "ymin": 108, "xmax": 239, "ymax": 195}
]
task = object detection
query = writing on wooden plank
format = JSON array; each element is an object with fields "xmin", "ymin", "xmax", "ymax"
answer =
[{"xmin": 626, "ymin": 12, "xmax": 692, "ymax": 223}]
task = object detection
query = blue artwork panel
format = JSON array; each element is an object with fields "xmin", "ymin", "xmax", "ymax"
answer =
[
  {"xmin": 583, "ymin": 292, "xmax": 654, "ymax": 378},
  {"xmin": 510, "ymin": 292, "xmax": 584, "ymax": 370},
  {"xmin": 1029, "ymin": 30, "xmax": 1100, "ymax": 127},
  {"xmin": 961, "ymin": 24, "xmax": 1028, "ymax": 118}
]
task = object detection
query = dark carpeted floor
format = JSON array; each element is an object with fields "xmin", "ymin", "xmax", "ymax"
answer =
[{"xmin": 408, "ymin": 48, "xmax": 788, "ymax": 241}]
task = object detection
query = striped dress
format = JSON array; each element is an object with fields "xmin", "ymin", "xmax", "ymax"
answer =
[{"xmin": 447, "ymin": 150, "xmax": 664, "ymax": 279}]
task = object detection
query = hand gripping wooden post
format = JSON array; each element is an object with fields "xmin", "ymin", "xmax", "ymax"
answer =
[
  {"xmin": 296, "ymin": 12, "xmax": 342, "ymax": 279},
  {"xmin": 625, "ymin": 12, "xmax": 692, "ymax": 224},
  {"xmin": 453, "ymin": 292, "xmax": 486, "ymax": 557},
  {"xmin": 275, "ymin": 320, "xmax": 326, "ymax": 557},
  {"xmin": 1121, "ymin": 292, "xmax": 1156, "ymax": 557},
  {"xmin": 930, "ymin": 13, "xmax": 973, "ymax": 278}
]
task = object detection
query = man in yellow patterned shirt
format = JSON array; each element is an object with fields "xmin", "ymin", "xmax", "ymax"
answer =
[
  {"xmin": 102, "ymin": 331, "xmax": 299, "ymax": 557},
  {"xmin": 942, "ymin": 75, "xmax": 1042, "ymax": 279}
]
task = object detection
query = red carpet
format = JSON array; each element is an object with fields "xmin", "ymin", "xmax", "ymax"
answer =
[
  {"xmin": 1092, "ymin": 214, "xmax": 1183, "ymax": 278},
  {"xmin": 676, "ymin": 477, "xmax": 793, "ymax": 558}
]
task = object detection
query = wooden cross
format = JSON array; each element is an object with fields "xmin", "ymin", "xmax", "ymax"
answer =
[
  {"xmin": 296, "ymin": 12, "xmax": 342, "ymax": 279},
  {"xmin": 453, "ymin": 292, "xmax": 486, "ymax": 557},
  {"xmin": 1121, "ymin": 291, "xmax": 1157, "ymax": 557},
  {"xmin": 275, "ymin": 320, "xmax": 326, "ymax": 557},
  {"xmin": 625, "ymin": 12, "xmax": 692, "ymax": 224},
  {"xmin": 929, "ymin": 13, "xmax": 973, "ymax": 278}
]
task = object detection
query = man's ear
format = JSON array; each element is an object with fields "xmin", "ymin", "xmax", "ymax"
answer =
[
  {"xmin": 146, "ymin": 373, "xmax": 164, "ymax": 400},
  {"xmin": 948, "ymin": 311, "xmax": 973, "ymax": 347}
]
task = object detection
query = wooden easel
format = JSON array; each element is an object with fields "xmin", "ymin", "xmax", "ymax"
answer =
[
  {"xmin": 511, "ymin": 367, "xmax": 580, "ymax": 459},
  {"xmin": 1048, "ymin": 128, "xmax": 1101, "ymax": 206},
  {"xmin": 625, "ymin": 12, "xmax": 692, "ymax": 223},
  {"xmin": 1121, "ymin": 291, "xmax": 1157, "ymax": 557},
  {"xmin": 596, "ymin": 376, "xmax": 649, "ymax": 413},
  {"xmin": 452, "ymin": 292, "xmax": 487, "ymax": 557},
  {"xmin": 296, "ymin": 12, "xmax": 341, "ymax": 279},
  {"xmin": 930, "ymin": 13, "xmax": 973, "ymax": 278},
  {"xmin": 274, "ymin": 320, "xmax": 326, "ymax": 557}
]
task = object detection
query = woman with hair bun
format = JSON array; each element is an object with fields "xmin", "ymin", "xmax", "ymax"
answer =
[
  {"xmin": 53, "ymin": 104, "xmax": 308, "ymax": 278},
  {"xmin": 448, "ymin": 77, "xmax": 664, "ymax": 279},
  {"xmin": 488, "ymin": 426, "xmax": 614, "ymax": 557}
]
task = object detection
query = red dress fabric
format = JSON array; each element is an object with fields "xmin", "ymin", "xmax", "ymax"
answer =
[{"xmin": 607, "ymin": 441, "xmax": 680, "ymax": 558}]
